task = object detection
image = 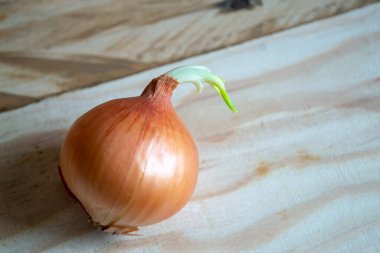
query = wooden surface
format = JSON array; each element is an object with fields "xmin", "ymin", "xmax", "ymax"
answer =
[
  {"xmin": 1, "ymin": 3, "xmax": 380, "ymax": 253},
  {"xmin": 0, "ymin": 0, "xmax": 379, "ymax": 111}
]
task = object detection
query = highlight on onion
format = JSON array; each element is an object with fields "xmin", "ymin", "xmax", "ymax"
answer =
[{"xmin": 59, "ymin": 65, "xmax": 236, "ymax": 234}]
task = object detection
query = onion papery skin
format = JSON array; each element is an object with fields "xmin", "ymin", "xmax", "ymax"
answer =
[{"xmin": 60, "ymin": 75, "xmax": 198, "ymax": 234}]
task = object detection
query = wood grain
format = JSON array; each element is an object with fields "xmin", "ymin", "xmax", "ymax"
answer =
[
  {"xmin": 0, "ymin": 0, "xmax": 379, "ymax": 111},
  {"xmin": 1, "ymin": 4, "xmax": 380, "ymax": 252}
]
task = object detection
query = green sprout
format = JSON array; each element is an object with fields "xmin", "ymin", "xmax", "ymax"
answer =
[{"xmin": 167, "ymin": 65, "xmax": 237, "ymax": 113}]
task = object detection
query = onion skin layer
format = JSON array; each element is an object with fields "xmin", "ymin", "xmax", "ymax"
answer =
[{"xmin": 60, "ymin": 75, "xmax": 198, "ymax": 234}]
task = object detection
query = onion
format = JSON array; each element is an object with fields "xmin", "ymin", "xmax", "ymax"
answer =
[{"xmin": 59, "ymin": 65, "xmax": 236, "ymax": 234}]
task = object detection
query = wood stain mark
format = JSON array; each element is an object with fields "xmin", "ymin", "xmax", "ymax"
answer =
[
  {"xmin": 296, "ymin": 149, "xmax": 321, "ymax": 167},
  {"xmin": 275, "ymin": 209, "xmax": 288, "ymax": 220},
  {"xmin": 192, "ymin": 161, "xmax": 271, "ymax": 201},
  {"xmin": 255, "ymin": 161, "xmax": 270, "ymax": 177}
]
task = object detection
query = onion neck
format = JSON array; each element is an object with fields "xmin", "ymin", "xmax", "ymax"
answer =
[
  {"xmin": 141, "ymin": 65, "xmax": 237, "ymax": 112},
  {"xmin": 141, "ymin": 74, "xmax": 179, "ymax": 100}
]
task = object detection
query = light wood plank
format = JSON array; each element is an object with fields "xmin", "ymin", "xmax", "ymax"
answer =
[
  {"xmin": 0, "ymin": 0, "xmax": 378, "ymax": 111},
  {"xmin": 1, "ymin": 4, "xmax": 380, "ymax": 252}
]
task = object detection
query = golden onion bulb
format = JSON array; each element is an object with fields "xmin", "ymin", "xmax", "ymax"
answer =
[{"xmin": 59, "ymin": 66, "xmax": 236, "ymax": 234}]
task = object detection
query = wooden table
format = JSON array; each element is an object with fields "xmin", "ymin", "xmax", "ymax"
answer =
[{"xmin": 1, "ymin": 1, "xmax": 380, "ymax": 252}]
